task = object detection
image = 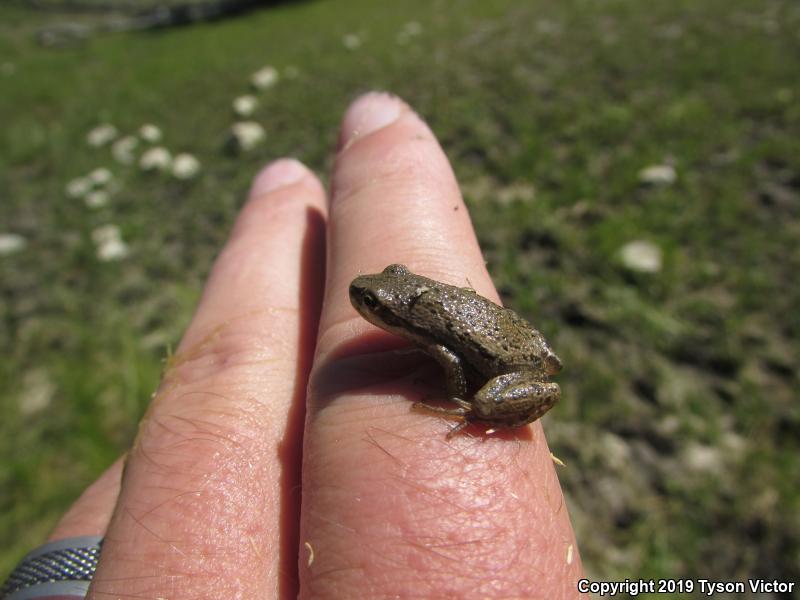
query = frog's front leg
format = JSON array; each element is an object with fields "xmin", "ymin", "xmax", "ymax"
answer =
[
  {"xmin": 412, "ymin": 344, "xmax": 472, "ymax": 435},
  {"xmin": 422, "ymin": 343, "xmax": 468, "ymax": 400},
  {"xmin": 471, "ymin": 372, "xmax": 560, "ymax": 427}
]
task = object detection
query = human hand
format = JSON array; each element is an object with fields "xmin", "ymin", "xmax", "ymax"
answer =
[{"xmin": 36, "ymin": 92, "xmax": 585, "ymax": 598}]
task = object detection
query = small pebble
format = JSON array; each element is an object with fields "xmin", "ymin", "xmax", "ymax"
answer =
[
  {"xmin": 18, "ymin": 369, "xmax": 55, "ymax": 416},
  {"xmin": 96, "ymin": 237, "xmax": 129, "ymax": 261},
  {"xmin": 0, "ymin": 233, "xmax": 27, "ymax": 256},
  {"xmin": 638, "ymin": 164, "xmax": 677, "ymax": 186},
  {"xmin": 91, "ymin": 224, "xmax": 121, "ymax": 244},
  {"xmin": 619, "ymin": 240, "xmax": 663, "ymax": 273},
  {"xmin": 683, "ymin": 442, "xmax": 722, "ymax": 473}
]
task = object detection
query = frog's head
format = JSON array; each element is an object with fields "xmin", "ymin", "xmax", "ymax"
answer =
[{"xmin": 349, "ymin": 264, "xmax": 419, "ymax": 335}]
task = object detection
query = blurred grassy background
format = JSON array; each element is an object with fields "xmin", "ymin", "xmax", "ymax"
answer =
[{"xmin": 1, "ymin": 0, "xmax": 798, "ymax": 589}]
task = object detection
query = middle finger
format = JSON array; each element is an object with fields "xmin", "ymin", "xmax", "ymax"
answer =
[{"xmin": 300, "ymin": 93, "xmax": 581, "ymax": 598}]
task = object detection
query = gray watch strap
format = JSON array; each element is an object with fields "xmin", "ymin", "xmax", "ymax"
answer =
[{"xmin": 1, "ymin": 536, "xmax": 103, "ymax": 600}]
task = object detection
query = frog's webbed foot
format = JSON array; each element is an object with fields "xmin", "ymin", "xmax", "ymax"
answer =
[
  {"xmin": 445, "ymin": 419, "xmax": 470, "ymax": 439},
  {"xmin": 412, "ymin": 398, "xmax": 473, "ymax": 438},
  {"xmin": 411, "ymin": 397, "xmax": 471, "ymax": 417}
]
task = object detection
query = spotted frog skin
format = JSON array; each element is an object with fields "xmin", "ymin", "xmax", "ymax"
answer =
[{"xmin": 349, "ymin": 264, "xmax": 561, "ymax": 436}]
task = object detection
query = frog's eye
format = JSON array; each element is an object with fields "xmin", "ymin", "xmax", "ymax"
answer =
[
  {"xmin": 362, "ymin": 292, "xmax": 379, "ymax": 309},
  {"xmin": 384, "ymin": 264, "xmax": 409, "ymax": 276}
]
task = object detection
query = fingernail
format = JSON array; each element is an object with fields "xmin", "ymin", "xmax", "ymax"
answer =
[
  {"xmin": 339, "ymin": 92, "xmax": 404, "ymax": 148},
  {"xmin": 251, "ymin": 158, "xmax": 307, "ymax": 196}
]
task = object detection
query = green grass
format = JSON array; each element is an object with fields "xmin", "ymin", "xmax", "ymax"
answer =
[{"xmin": 2, "ymin": 0, "xmax": 799, "ymax": 586}]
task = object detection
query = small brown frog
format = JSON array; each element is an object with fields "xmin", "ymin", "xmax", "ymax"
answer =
[{"xmin": 349, "ymin": 264, "xmax": 561, "ymax": 437}]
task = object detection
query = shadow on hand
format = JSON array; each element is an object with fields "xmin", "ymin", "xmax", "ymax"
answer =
[{"xmin": 310, "ymin": 331, "xmax": 534, "ymax": 444}]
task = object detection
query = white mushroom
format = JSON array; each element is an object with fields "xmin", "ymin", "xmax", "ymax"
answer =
[
  {"xmin": 172, "ymin": 153, "xmax": 201, "ymax": 180},
  {"xmin": 112, "ymin": 136, "xmax": 139, "ymax": 165},
  {"xmin": 228, "ymin": 121, "xmax": 266, "ymax": 152},
  {"xmin": 251, "ymin": 66, "xmax": 279, "ymax": 90},
  {"xmin": 139, "ymin": 123, "xmax": 163, "ymax": 143},
  {"xmin": 65, "ymin": 176, "xmax": 92, "ymax": 199},
  {"xmin": 342, "ymin": 34, "xmax": 362, "ymax": 49},
  {"xmin": 89, "ymin": 167, "xmax": 112, "ymax": 186},
  {"xmin": 139, "ymin": 147, "xmax": 172, "ymax": 172},
  {"xmin": 84, "ymin": 190, "xmax": 110, "ymax": 209},
  {"xmin": 92, "ymin": 224, "xmax": 128, "ymax": 261},
  {"xmin": 233, "ymin": 95, "xmax": 258, "ymax": 117},
  {"xmin": 86, "ymin": 123, "xmax": 118, "ymax": 147}
]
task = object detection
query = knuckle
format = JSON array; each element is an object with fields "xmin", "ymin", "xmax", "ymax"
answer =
[
  {"xmin": 165, "ymin": 316, "xmax": 295, "ymax": 391},
  {"xmin": 335, "ymin": 133, "xmax": 445, "ymax": 203}
]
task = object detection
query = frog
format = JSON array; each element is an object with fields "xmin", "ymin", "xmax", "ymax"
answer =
[{"xmin": 349, "ymin": 264, "xmax": 562, "ymax": 437}]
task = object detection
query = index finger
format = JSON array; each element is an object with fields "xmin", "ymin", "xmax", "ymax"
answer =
[{"xmin": 300, "ymin": 93, "xmax": 585, "ymax": 598}]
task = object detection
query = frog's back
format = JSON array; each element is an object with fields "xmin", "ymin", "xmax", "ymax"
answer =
[{"xmin": 418, "ymin": 281, "xmax": 559, "ymax": 378}]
